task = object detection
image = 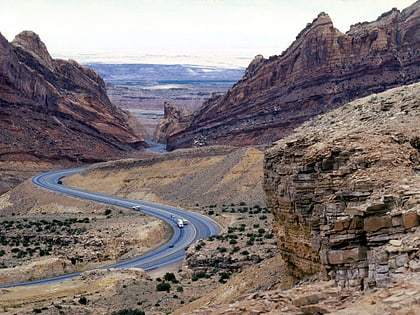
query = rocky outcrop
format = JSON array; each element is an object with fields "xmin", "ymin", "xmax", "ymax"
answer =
[
  {"xmin": 264, "ymin": 82, "xmax": 420, "ymax": 290},
  {"xmin": 153, "ymin": 102, "xmax": 193, "ymax": 143},
  {"xmin": 0, "ymin": 31, "xmax": 147, "ymax": 164},
  {"xmin": 167, "ymin": 2, "xmax": 420, "ymax": 150}
]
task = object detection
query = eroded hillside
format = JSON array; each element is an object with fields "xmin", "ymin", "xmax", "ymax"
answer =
[
  {"xmin": 165, "ymin": 2, "xmax": 420, "ymax": 150},
  {"xmin": 64, "ymin": 146, "xmax": 266, "ymax": 208}
]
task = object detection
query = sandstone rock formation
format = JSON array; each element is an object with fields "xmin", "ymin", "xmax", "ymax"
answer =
[
  {"xmin": 153, "ymin": 102, "xmax": 193, "ymax": 143},
  {"xmin": 166, "ymin": 2, "xmax": 420, "ymax": 150},
  {"xmin": 264, "ymin": 82, "xmax": 420, "ymax": 290},
  {"xmin": 0, "ymin": 31, "xmax": 147, "ymax": 164}
]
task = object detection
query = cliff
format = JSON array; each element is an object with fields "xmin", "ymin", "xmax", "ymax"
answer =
[
  {"xmin": 153, "ymin": 102, "xmax": 193, "ymax": 144},
  {"xmin": 166, "ymin": 2, "xmax": 420, "ymax": 150},
  {"xmin": 264, "ymin": 82, "xmax": 420, "ymax": 289},
  {"xmin": 0, "ymin": 31, "xmax": 147, "ymax": 164}
]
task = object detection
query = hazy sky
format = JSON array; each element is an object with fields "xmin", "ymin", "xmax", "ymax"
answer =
[{"xmin": 0, "ymin": 0, "xmax": 415, "ymax": 67}]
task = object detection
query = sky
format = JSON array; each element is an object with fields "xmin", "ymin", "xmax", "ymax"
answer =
[{"xmin": 0, "ymin": 0, "xmax": 415, "ymax": 67}]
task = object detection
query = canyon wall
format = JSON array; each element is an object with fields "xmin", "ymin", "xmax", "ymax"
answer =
[
  {"xmin": 0, "ymin": 31, "xmax": 147, "ymax": 164},
  {"xmin": 264, "ymin": 82, "xmax": 419, "ymax": 289},
  {"xmin": 166, "ymin": 2, "xmax": 420, "ymax": 150}
]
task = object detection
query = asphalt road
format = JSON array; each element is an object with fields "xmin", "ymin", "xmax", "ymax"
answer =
[{"xmin": 1, "ymin": 167, "xmax": 220, "ymax": 288}]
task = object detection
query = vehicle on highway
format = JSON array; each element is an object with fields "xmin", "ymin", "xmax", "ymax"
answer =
[
  {"xmin": 177, "ymin": 219, "xmax": 184, "ymax": 228},
  {"xmin": 2, "ymin": 167, "xmax": 221, "ymax": 289}
]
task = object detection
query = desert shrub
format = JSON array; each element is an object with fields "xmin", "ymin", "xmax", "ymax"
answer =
[
  {"xmin": 231, "ymin": 246, "xmax": 240, "ymax": 253},
  {"xmin": 264, "ymin": 233, "xmax": 274, "ymax": 239},
  {"xmin": 156, "ymin": 282, "xmax": 171, "ymax": 292},
  {"xmin": 219, "ymin": 271, "xmax": 231, "ymax": 283},
  {"xmin": 164, "ymin": 272, "xmax": 178, "ymax": 283},
  {"xmin": 176, "ymin": 286, "xmax": 184, "ymax": 292},
  {"xmin": 192, "ymin": 271, "xmax": 209, "ymax": 281}
]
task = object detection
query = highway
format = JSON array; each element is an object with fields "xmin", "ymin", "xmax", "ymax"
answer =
[{"xmin": 1, "ymin": 167, "xmax": 220, "ymax": 288}]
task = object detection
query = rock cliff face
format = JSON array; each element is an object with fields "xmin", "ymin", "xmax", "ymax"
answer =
[
  {"xmin": 264, "ymin": 82, "xmax": 420, "ymax": 289},
  {"xmin": 166, "ymin": 2, "xmax": 420, "ymax": 150},
  {"xmin": 153, "ymin": 102, "xmax": 193, "ymax": 144},
  {"xmin": 0, "ymin": 31, "xmax": 147, "ymax": 164}
]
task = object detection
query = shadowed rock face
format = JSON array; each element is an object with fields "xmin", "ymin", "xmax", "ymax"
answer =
[
  {"xmin": 0, "ymin": 31, "xmax": 147, "ymax": 164},
  {"xmin": 264, "ymin": 82, "xmax": 420, "ymax": 290},
  {"xmin": 166, "ymin": 2, "xmax": 420, "ymax": 150}
]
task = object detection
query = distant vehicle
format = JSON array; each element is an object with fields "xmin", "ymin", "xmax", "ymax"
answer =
[
  {"xmin": 182, "ymin": 219, "xmax": 189, "ymax": 225},
  {"xmin": 132, "ymin": 205, "xmax": 142, "ymax": 210},
  {"xmin": 177, "ymin": 219, "xmax": 184, "ymax": 228}
]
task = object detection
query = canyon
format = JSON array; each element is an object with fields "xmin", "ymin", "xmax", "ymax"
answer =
[
  {"xmin": 163, "ymin": 2, "xmax": 420, "ymax": 150},
  {"xmin": 0, "ymin": 3, "xmax": 419, "ymax": 314},
  {"xmin": 0, "ymin": 31, "xmax": 148, "ymax": 193}
]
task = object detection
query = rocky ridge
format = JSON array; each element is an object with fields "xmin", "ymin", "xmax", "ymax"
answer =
[
  {"xmin": 264, "ymin": 82, "xmax": 420, "ymax": 290},
  {"xmin": 165, "ymin": 2, "xmax": 420, "ymax": 150},
  {"xmin": 0, "ymin": 31, "xmax": 147, "ymax": 165},
  {"xmin": 153, "ymin": 102, "xmax": 193, "ymax": 143}
]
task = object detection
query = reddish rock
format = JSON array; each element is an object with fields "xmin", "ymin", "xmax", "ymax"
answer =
[
  {"xmin": 153, "ymin": 102, "xmax": 193, "ymax": 144},
  {"xmin": 364, "ymin": 216, "xmax": 393, "ymax": 233},
  {"xmin": 167, "ymin": 3, "xmax": 420, "ymax": 150},
  {"xmin": 402, "ymin": 212, "xmax": 418, "ymax": 229},
  {"xmin": 328, "ymin": 247, "xmax": 367, "ymax": 265},
  {"xmin": 0, "ymin": 31, "xmax": 147, "ymax": 165},
  {"xmin": 264, "ymin": 82, "xmax": 420, "ymax": 289}
]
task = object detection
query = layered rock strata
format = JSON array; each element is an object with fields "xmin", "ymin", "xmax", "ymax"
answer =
[
  {"xmin": 264, "ymin": 82, "xmax": 420, "ymax": 289},
  {"xmin": 153, "ymin": 102, "xmax": 193, "ymax": 144},
  {"xmin": 166, "ymin": 2, "xmax": 420, "ymax": 150},
  {"xmin": 0, "ymin": 31, "xmax": 147, "ymax": 164}
]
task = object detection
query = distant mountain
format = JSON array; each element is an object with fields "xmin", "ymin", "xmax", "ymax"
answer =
[
  {"xmin": 164, "ymin": 2, "xmax": 420, "ymax": 150},
  {"xmin": 0, "ymin": 31, "xmax": 147, "ymax": 164}
]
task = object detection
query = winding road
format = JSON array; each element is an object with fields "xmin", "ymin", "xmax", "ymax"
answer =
[{"xmin": 1, "ymin": 167, "xmax": 220, "ymax": 288}]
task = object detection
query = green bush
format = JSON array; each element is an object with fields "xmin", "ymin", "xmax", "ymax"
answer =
[
  {"xmin": 219, "ymin": 271, "xmax": 231, "ymax": 283},
  {"xmin": 176, "ymin": 286, "xmax": 184, "ymax": 292},
  {"xmin": 192, "ymin": 271, "xmax": 208, "ymax": 281},
  {"xmin": 156, "ymin": 282, "xmax": 171, "ymax": 292},
  {"xmin": 164, "ymin": 272, "xmax": 178, "ymax": 283}
]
